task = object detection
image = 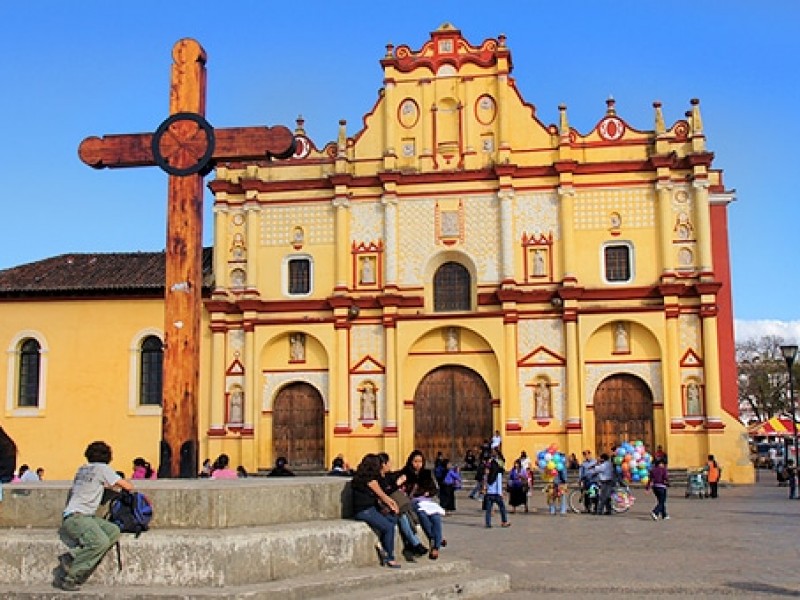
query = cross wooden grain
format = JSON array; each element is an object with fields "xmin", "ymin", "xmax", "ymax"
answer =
[{"xmin": 78, "ymin": 39, "xmax": 295, "ymax": 477}]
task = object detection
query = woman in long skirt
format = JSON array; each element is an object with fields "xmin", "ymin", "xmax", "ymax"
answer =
[{"xmin": 507, "ymin": 459, "xmax": 528, "ymax": 513}]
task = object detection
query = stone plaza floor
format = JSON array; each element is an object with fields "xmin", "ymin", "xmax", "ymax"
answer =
[{"xmin": 440, "ymin": 473, "xmax": 799, "ymax": 598}]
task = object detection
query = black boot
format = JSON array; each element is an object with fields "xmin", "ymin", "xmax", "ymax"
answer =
[{"xmin": 413, "ymin": 543, "xmax": 428, "ymax": 556}]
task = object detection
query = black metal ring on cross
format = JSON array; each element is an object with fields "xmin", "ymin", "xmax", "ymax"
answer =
[{"xmin": 151, "ymin": 112, "xmax": 216, "ymax": 177}]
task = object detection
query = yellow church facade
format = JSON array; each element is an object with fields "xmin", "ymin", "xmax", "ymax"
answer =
[{"xmin": 0, "ymin": 25, "xmax": 751, "ymax": 482}]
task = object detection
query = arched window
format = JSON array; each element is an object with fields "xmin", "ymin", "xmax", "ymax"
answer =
[
  {"xmin": 140, "ymin": 336, "xmax": 163, "ymax": 406},
  {"xmin": 18, "ymin": 338, "xmax": 40, "ymax": 407},
  {"xmin": 433, "ymin": 262, "xmax": 471, "ymax": 312}
]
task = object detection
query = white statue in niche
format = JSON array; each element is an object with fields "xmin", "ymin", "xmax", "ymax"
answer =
[
  {"xmin": 360, "ymin": 382, "xmax": 377, "ymax": 421},
  {"xmin": 614, "ymin": 323, "xmax": 629, "ymax": 353},
  {"xmin": 228, "ymin": 387, "xmax": 244, "ymax": 424},
  {"xmin": 445, "ymin": 327, "xmax": 459, "ymax": 352},
  {"xmin": 289, "ymin": 333, "xmax": 306, "ymax": 362},
  {"xmin": 533, "ymin": 249, "xmax": 546, "ymax": 276},
  {"xmin": 360, "ymin": 256, "xmax": 376, "ymax": 284},
  {"xmin": 230, "ymin": 232, "xmax": 246, "ymax": 260},
  {"xmin": 534, "ymin": 380, "xmax": 551, "ymax": 418},
  {"xmin": 686, "ymin": 382, "xmax": 702, "ymax": 415}
]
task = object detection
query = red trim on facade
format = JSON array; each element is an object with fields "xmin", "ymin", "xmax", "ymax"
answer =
[{"xmin": 334, "ymin": 426, "xmax": 353, "ymax": 434}]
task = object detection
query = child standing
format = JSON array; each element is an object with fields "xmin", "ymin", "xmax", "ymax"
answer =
[{"xmin": 545, "ymin": 464, "xmax": 568, "ymax": 515}]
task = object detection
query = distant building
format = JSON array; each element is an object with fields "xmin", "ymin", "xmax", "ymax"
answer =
[{"xmin": 0, "ymin": 24, "xmax": 751, "ymax": 481}]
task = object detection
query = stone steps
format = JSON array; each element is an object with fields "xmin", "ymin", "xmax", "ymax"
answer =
[{"xmin": 0, "ymin": 559, "xmax": 509, "ymax": 599}]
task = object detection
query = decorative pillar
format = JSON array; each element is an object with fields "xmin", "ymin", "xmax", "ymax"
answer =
[
  {"xmin": 332, "ymin": 194, "xmax": 351, "ymax": 292},
  {"xmin": 241, "ymin": 321, "xmax": 257, "ymax": 467},
  {"xmin": 502, "ymin": 314, "xmax": 519, "ymax": 432},
  {"xmin": 498, "ymin": 189, "xmax": 515, "ymax": 282},
  {"xmin": 383, "ymin": 318, "xmax": 399, "ymax": 456},
  {"xmin": 212, "ymin": 205, "xmax": 228, "ymax": 291},
  {"xmin": 382, "ymin": 194, "xmax": 399, "ymax": 287},
  {"xmin": 656, "ymin": 183, "xmax": 674, "ymax": 277},
  {"xmin": 663, "ymin": 297, "xmax": 683, "ymax": 434},
  {"xmin": 701, "ymin": 310, "xmax": 723, "ymax": 429},
  {"xmin": 208, "ymin": 325, "xmax": 227, "ymax": 436},
  {"xmin": 333, "ymin": 321, "xmax": 351, "ymax": 434},
  {"xmin": 244, "ymin": 201, "xmax": 261, "ymax": 290},
  {"xmin": 693, "ymin": 179, "xmax": 714, "ymax": 279},
  {"xmin": 558, "ymin": 186, "xmax": 577, "ymax": 283}
]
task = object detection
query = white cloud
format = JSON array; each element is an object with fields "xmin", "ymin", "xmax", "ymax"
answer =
[{"xmin": 734, "ymin": 320, "xmax": 800, "ymax": 345}]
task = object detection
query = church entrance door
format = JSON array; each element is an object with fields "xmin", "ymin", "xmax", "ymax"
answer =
[
  {"xmin": 413, "ymin": 366, "xmax": 493, "ymax": 465},
  {"xmin": 272, "ymin": 382, "xmax": 324, "ymax": 470},
  {"xmin": 593, "ymin": 374, "xmax": 653, "ymax": 456}
]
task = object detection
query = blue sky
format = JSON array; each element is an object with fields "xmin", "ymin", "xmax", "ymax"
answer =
[{"xmin": 0, "ymin": 1, "xmax": 797, "ymax": 343}]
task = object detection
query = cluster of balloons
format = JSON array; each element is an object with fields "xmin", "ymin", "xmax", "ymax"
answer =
[
  {"xmin": 614, "ymin": 441, "xmax": 652, "ymax": 484},
  {"xmin": 536, "ymin": 444, "xmax": 566, "ymax": 481}
]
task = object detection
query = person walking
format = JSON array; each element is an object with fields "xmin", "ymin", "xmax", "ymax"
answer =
[
  {"xmin": 482, "ymin": 449, "xmax": 511, "ymax": 528},
  {"xmin": 786, "ymin": 459, "xmax": 797, "ymax": 500},
  {"xmin": 56, "ymin": 441, "xmax": 135, "ymax": 592},
  {"xmin": 705, "ymin": 455, "xmax": 721, "ymax": 498},
  {"xmin": 647, "ymin": 457, "xmax": 670, "ymax": 520}
]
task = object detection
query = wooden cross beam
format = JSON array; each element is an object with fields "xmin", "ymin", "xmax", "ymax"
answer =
[{"xmin": 78, "ymin": 39, "xmax": 295, "ymax": 477}]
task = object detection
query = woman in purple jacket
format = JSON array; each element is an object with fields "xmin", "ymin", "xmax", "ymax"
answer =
[{"xmin": 647, "ymin": 457, "xmax": 670, "ymax": 520}]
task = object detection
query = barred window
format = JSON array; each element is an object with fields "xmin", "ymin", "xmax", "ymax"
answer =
[
  {"xmin": 18, "ymin": 338, "xmax": 40, "ymax": 407},
  {"xmin": 433, "ymin": 262, "xmax": 471, "ymax": 311},
  {"xmin": 140, "ymin": 336, "xmax": 163, "ymax": 406},
  {"xmin": 288, "ymin": 258, "xmax": 311, "ymax": 295},
  {"xmin": 604, "ymin": 244, "xmax": 632, "ymax": 283}
]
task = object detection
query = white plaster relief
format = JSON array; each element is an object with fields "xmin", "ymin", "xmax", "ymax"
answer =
[
  {"xmin": 350, "ymin": 202, "xmax": 384, "ymax": 243},
  {"xmin": 262, "ymin": 371, "xmax": 329, "ymax": 411},
  {"xmin": 585, "ymin": 362, "xmax": 663, "ymax": 406},
  {"xmin": 351, "ymin": 324, "xmax": 385, "ymax": 365},
  {"xmin": 679, "ymin": 314, "xmax": 701, "ymax": 356},
  {"xmin": 515, "ymin": 193, "xmax": 560, "ymax": 239},
  {"xmin": 517, "ymin": 318, "xmax": 565, "ymax": 357},
  {"xmin": 261, "ymin": 205, "xmax": 335, "ymax": 246},
  {"xmin": 574, "ymin": 188, "xmax": 655, "ymax": 230},
  {"xmin": 398, "ymin": 198, "xmax": 437, "ymax": 285}
]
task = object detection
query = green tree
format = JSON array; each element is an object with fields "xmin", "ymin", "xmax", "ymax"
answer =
[{"xmin": 737, "ymin": 335, "xmax": 798, "ymax": 425}]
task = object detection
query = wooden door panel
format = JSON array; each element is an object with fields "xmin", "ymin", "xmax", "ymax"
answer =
[
  {"xmin": 414, "ymin": 366, "xmax": 492, "ymax": 464},
  {"xmin": 594, "ymin": 374, "xmax": 653, "ymax": 456},
  {"xmin": 272, "ymin": 382, "xmax": 324, "ymax": 469}
]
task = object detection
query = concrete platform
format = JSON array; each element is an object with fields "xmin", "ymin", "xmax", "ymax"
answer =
[
  {"xmin": 0, "ymin": 521, "xmax": 377, "ymax": 586},
  {"xmin": 0, "ymin": 559, "xmax": 510, "ymax": 599},
  {"xmin": 0, "ymin": 477, "xmax": 352, "ymax": 529}
]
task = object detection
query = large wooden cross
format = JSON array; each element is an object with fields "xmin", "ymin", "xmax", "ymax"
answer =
[{"xmin": 78, "ymin": 39, "xmax": 295, "ymax": 477}]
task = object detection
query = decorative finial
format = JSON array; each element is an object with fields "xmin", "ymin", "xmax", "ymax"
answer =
[
  {"xmin": 385, "ymin": 43, "xmax": 394, "ymax": 59},
  {"xmin": 295, "ymin": 115, "xmax": 306, "ymax": 136},
  {"xmin": 338, "ymin": 119, "xmax": 347, "ymax": 154},
  {"xmin": 690, "ymin": 98, "xmax": 703, "ymax": 134},
  {"xmin": 498, "ymin": 33, "xmax": 507, "ymax": 47},
  {"xmin": 653, "ymin": 101, "xmax": 665, "ymax": 135},
  {"xmin": 558, "ymin": 103, "xmax": 569, "ymax": 135},
  {"xmin": 606, "ymin": 96, "xmax": 616, "ymax": 116}
]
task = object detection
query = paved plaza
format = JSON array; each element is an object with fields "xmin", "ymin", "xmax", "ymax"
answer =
[{"xmin": 441, "ymin": 473, "xmax": 799, "ymax": 598}]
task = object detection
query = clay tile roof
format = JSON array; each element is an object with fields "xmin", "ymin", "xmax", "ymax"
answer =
[{"xmin": 0, "ymin": 248, "xmax": 213, "ymax": 298}]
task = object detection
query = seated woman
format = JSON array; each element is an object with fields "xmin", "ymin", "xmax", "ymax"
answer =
[
  {"xmin": 131, "ymin": 457, "xmax": 156, "ymax": 480},
  {"xmin": 400, "ymin": 450, "xmax": 446, "ymax": 560},
  {"xmin": 351, "ymin": 453, "xmax": 401, "ymax": 568},
  {"xmin": 378, "ymin": 452, "xmax": 428, "ymax": 560}
]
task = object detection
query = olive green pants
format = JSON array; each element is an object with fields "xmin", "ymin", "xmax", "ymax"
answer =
[{"xmin": 59, "ymin": 514, "xmax": 120, "ymax": 585}]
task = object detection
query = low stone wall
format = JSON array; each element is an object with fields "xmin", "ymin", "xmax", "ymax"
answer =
[{"xmin": 0, "ymin": 477, "xmax": 353, "ymax": 529}]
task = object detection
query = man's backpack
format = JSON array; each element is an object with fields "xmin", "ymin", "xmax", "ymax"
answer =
[{"xmin": 107, "ymin": 490, "xmax": 153, "ymax": 537}]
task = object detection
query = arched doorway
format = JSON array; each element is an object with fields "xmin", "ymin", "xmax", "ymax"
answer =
[
  {"xmin": 593, "ymin": 374, "xmax": 653, "ymax": 456},
  {"xmin": 413, "ymin": 365, "xmax": 493, "ymax": 464},
  {"xmin": 272, "ymin": 382, "xmax": 325, "ymax": 470}
]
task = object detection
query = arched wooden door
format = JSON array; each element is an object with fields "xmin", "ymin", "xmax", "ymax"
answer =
[
  {"xmin": 593, "ymin": 374, "xmax": 653, "ymax": 456},
  {"xmin": 272, "ymin": 382, "xmax": 324, "ymax": 470},
  {"xmin": 413, "ymin": 366, "xmax": 493, "ymax": 464}
]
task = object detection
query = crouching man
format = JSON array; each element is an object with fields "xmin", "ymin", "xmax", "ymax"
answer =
[{"xmin": 56, "ymin": 441, "xmax": 135, "ymax": 592}]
